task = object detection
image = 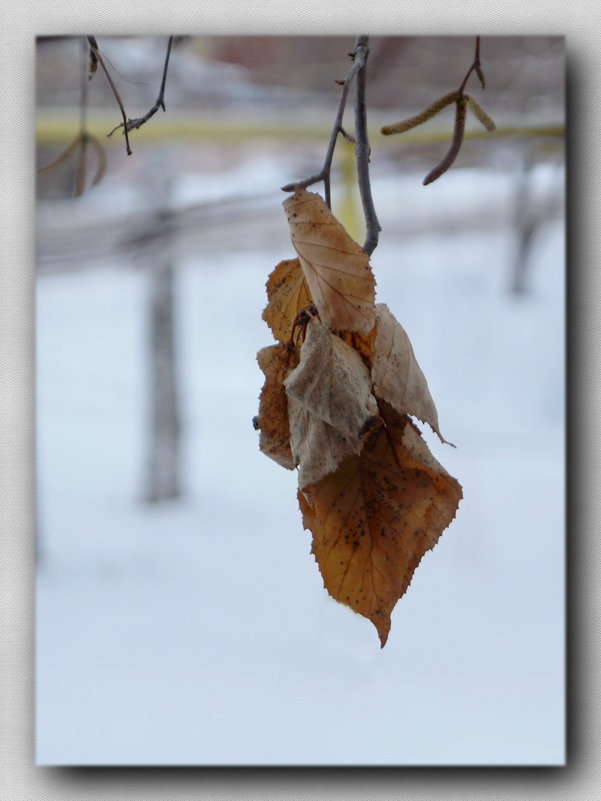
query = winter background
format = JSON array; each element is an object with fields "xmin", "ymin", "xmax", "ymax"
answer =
[{"xmin": 35, "ymin": 36, "xmax": 565, "ymax": 766}]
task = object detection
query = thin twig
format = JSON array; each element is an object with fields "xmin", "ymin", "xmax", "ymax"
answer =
[
  {"xmin": 353, "ymin": 36, "xmax": 381, "ymax": 255},
  {"xmin": 381, "ymin": 36, "xmax": 494, "ymax": 185},
  {"xmin": 107, "ymin": 36, "xmax": 174, "ymax": 137},
  {"xmin": 458, "ymin": 36, "xmax": 484, "ymax": 94},
  {"xmin": 87, "ymin": 36, "xmax": 132, "ymax": 155},
  {"xmin": 281, "ymin": 44, "xmax": 362, "ymax": 207},
  {"xmin": 282, "ymin": 36, "xmax": 380, "ymax": 254}
]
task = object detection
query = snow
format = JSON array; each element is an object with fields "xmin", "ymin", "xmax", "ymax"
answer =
[{"xmin": 35, "ymin": 154, "xmax": 565, "ymax": 766}]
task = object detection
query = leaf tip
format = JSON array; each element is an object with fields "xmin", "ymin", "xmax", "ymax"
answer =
[{"xmin": 375, "ymin": 616, "xmax": 391, "ymax": 648}]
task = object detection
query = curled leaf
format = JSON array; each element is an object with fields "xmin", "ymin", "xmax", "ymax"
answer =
[
  {"xmin": 256, "ymin": 344, "xmax": 299, "ymax": 470},
  {"xmin": 371, "ymin": 304, "xmax": 450, "ymax": 444},
  {"xmin": 284, "ymin": 317, "xmax": 379, "ymax": 438},
  {"xmin": 284, "ymin": 188, "xmax": 376, "ymax": 333},
  {"xmin": 288, "ymin": 398, "xmax": 368, "ymax": 488},
  {"xmin": 299, "ymin": 404, "xmax": 462, "ymax": 647},
  {"xmin": 262, "ymin": 258, "xmax": 312, "ymax": 343},
  {"xmin": 284, "ymin": 317, "xmax": 380, "ymax": 487}
]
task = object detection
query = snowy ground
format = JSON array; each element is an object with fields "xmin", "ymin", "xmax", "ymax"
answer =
[{"xmin": 36, "ymin": 153, "xmax": 565, "ymax": 765}]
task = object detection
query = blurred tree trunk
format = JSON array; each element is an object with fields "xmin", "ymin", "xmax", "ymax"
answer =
[
  {"xmin": 142, "ymin": 156, "xmax": 182, "ymax": 503},
  {"xmin": 510, "ymin": 148, "xmax": 537, "ymax": 295}
]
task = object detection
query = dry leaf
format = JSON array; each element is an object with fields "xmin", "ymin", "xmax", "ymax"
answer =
[
  {"xmin": 284, "ymin": 317, "xmax": 380, "ymax": 486},
  {"xmin": 299, "ymin": 403, "xmax": 462, "ymax": 647},
  {"xmin": 284, "ymin": 317, "xmax": 379, "ymax": 439},
  {"xmin": 256, "ymin": 187, "xmax": 462, "ymax": 648},
  {"xmin": 284, "ymin": 188, "xmax": 376, "ymax": 333},
  {"xmin": 256, "ymin": 344, "xmax": 298, "ymax": 470},
  {"xmin": 262, "ymin": 258, "xmax": 312, "ymax": 343},
  {"xmin": 287, "ymin": 396, "xmax": 367, "ymax": 488},
  {"xmin": 371, "ymin": 304, "xmax": 449, "ymax": 443},
  {"xmin": 339, "ymin": 327, "xmax": 376, "ymax": 368}
]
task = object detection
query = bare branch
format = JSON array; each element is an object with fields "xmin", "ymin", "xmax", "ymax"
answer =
[
  {"xmin": 107, "ymin": 36, "xmax": 174, "ymax": 137},
  {"xmin": 459, "ymin": 35, "xmax": 484, "ymax": 94},
  {"xmin": 381, "ymin": 36, "xmax": 495, "ymax": 186},
  {"xmin": 282, "ymin": 35, "xmax": 380, "ymax": 254},
  {"xmin": 281, "ymin": 47, "xmax": 362, "ymax": 207},
  {"xmin": 87, "ymin": 36, "xmax": 132, "ymax": 155},
  {"xmin": 353, "ymin": 36, "xmax": 381, "ymax": 255}
]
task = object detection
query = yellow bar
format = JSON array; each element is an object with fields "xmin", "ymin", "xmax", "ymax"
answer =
[{"xmin": 35, "ymin": 109, "xmax": 564, "ymax": 148}]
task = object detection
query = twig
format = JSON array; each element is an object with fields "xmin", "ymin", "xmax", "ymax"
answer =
[
  {"xmin": 281, "ymin": 46, "xmax": 362, "ymax": 208},
  {"xmin": 107, "ymin": 36, "xmax": 174, "ymax": 137},
  {"xmin": 353, "ymin": 36, "xmax": 381, "ymax": 255},
  {"xmin": 282, "ymin": 35, "xmax": 381, "ymax": 254},
  {"xmin": 381, "ymin": 36, "xmax": 495, "ymax": 185},
  {"xmin": 87, "ymin": 36, "xmax": 132, "ymax": 155},
  {"xmin": 458, "ymin": 35, "xmax": 484, "ymax": 93}
]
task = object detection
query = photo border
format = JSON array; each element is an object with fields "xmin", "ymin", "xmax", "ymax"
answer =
[{"xmin": 1, "ymin": 1, "xmax": 596, "ymax": 798}]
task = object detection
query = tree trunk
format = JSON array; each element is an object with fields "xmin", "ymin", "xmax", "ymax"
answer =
[{"xmin": 144, "ymin": 217, "xmax": 182, "ymax": 503}]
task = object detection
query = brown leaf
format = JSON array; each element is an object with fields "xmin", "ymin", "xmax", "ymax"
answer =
[
  {"xmin": 287, "ymin": 397, "xmax": 366, "ymax": 489},
  {"xmin": 284, "ymin": 188, "xmax": 376, "ymax": 333},
  {"xmin": 256, "ymin": 344, "xmax": 299, "ymax": 470},
  {"xmin": 285, "ymin": 317, "xmax": 379, "ymax": 438},
  {"xmin": 284, "ymin": 318, "xmax": 380, "ymax": 487},
  {"xmin": 299, "ymin": 403, "xmax": 462, "ymax": 647},
  {"xmin": 339, "ymin": 327, "xmax": 376, "ymax": 369},
  {"xmin": 262, "ymin": 258, "xmax": 312, "ymax": 343},
  {"xmin": 371, "ymin": 304, "xmax": 449, "ymax": 443}
]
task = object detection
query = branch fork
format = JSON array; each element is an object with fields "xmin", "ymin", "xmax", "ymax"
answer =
[{"xmin": 282, "ymin": 35, "xmax": 381, "ymax": 256}]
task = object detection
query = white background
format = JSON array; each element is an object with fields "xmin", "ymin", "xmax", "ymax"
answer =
[{"xmin": 35, "ymin": 159, "xmax": 565, "ymax": 766}]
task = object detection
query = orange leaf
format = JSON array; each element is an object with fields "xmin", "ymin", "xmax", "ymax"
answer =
[
  {"xmin": 256, "ymin": 344, "xmax": 298, "ymax": 470},
  {"xmin": 299, "ymin": 403, "xmax": 462, "ymax": 647},
  {"xmin": 284, "ymin": 188, "xmax": 376, "ymax": 334},
  {"xmin": 262, "ymin": 258, "xmax": 313, "ymax": 343},
  {"xmin": 372, "ymin": 304, "xmax": 449, "ymax": 443}
]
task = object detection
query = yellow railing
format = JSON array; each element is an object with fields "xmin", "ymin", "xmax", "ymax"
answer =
[{"xmin": 35, "ymin": 109, "xmax": 564, "ymax": 147}]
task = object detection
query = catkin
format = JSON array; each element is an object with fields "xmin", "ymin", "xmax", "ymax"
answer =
[
  {"xmin": 465, "ymin": 94, "xmax": 496, "ymax": 132},
  {"xmin": 423, "ymin": 96, "xmax": 467, "ymax": 186},
  {"xmin": 381, "ymin": 90, "xmax": 461, "ymax": 135}
]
